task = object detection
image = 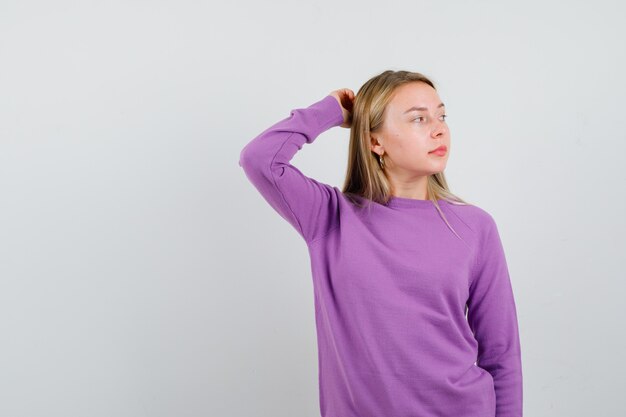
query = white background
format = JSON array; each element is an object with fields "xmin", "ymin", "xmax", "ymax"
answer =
[{"xmin": 1, "ymin": 1, "xmax": 625, "ymax": 416}]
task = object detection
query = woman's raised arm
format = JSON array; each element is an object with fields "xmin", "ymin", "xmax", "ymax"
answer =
[{"xmin": 238, "ymin": 93, "xmax": 350, "ymax": 244}]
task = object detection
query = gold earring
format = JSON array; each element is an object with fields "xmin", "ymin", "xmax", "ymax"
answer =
[{"xmin": 379, "ymin": 152, "xmax": 385, "ymax": 169}]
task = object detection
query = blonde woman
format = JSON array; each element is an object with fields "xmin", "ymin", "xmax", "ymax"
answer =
[{"xmin": 239, "ymin": 70, "xmax": 523, "ymax": 417}]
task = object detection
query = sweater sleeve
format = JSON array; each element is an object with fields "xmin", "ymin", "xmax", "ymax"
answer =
[
  {"xmin": 467, "ymin": 215, "xmax": 523, "ymax": 417},
  {"xmin": 238, "ymin": 94, "xmax": 345, "ymax": 244}
]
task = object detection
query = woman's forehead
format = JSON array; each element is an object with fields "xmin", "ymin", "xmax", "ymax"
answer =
[{"xmin": 389, "ymin": 83, "xmax": 442, "ymax": 112}]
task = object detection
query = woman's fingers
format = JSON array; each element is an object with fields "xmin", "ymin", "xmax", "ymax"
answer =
[{"xmin": 329, "ymin": 89, "xmax": 355, "ymax": 128}]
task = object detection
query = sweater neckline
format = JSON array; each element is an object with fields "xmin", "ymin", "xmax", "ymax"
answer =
[{"xmin": 385, "ymin": 196, "xmax": 447, "ymax": 209}]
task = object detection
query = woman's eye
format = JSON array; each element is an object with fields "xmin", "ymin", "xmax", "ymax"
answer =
[{"xmin": 413, "ymin": 115, "xmax": 447, "ymax": 122}]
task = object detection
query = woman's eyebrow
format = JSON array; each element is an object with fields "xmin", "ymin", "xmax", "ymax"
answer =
[{"xmin": 404, "ymin": 103, "xmax": 446, "ymax": 113}]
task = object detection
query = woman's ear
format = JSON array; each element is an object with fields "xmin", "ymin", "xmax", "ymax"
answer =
[{"xmin": 370, "ymin": 134, "xmax": 384, "ymax": 155}]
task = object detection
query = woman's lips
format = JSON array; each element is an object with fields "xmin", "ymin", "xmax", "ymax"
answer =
[{"xmin": 429, "ymin": 146, "xmax": 447, "ymax": 156}]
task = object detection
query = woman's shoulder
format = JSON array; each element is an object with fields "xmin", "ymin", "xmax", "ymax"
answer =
[{"xmin": 441, "ymin": 199, "xmax": 497, "ymax": 234}]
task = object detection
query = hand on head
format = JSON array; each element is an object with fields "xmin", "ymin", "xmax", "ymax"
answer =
[{"xmin": 330, "ymin": 88, "xmax": 355, "ymax": 129}]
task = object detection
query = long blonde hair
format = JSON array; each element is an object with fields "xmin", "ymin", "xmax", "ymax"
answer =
[{"xmin": 341, "ymin": 70, "xmax": 472, "ymax": 239}]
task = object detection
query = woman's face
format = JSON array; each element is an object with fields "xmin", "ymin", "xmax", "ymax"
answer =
[{"xmin": 371, "ymin": 82, "xmax": 450, "ymax": 176}]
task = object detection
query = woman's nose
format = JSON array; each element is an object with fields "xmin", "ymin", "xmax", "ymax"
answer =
[{"xmin": 432, "ymin": 123, "xmax": 447, "ymax": 137}]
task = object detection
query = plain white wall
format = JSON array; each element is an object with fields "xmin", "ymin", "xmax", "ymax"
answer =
[{"xmin": 1, "ymin": 1, "xmax": 625, "ymax": 416}]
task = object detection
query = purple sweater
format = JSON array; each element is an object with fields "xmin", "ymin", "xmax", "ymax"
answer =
[{"xmin": 238, "ymin": 94, "xmax": 523, "ymax": 417}]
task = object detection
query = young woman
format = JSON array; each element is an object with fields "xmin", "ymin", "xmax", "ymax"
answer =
[{"xmin": 239, "ymin": 70, "xmax": 523, "ymax": 417}]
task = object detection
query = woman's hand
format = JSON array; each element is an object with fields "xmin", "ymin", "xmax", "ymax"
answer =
[{"xmin": 330, "ymin": 88, "xmax": 355, "ymax": 129}]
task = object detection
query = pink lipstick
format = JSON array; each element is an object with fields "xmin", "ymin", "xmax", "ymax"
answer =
[{"xmin": 429, "ymin": 145, "xmax": 447, "ymax": 156}]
